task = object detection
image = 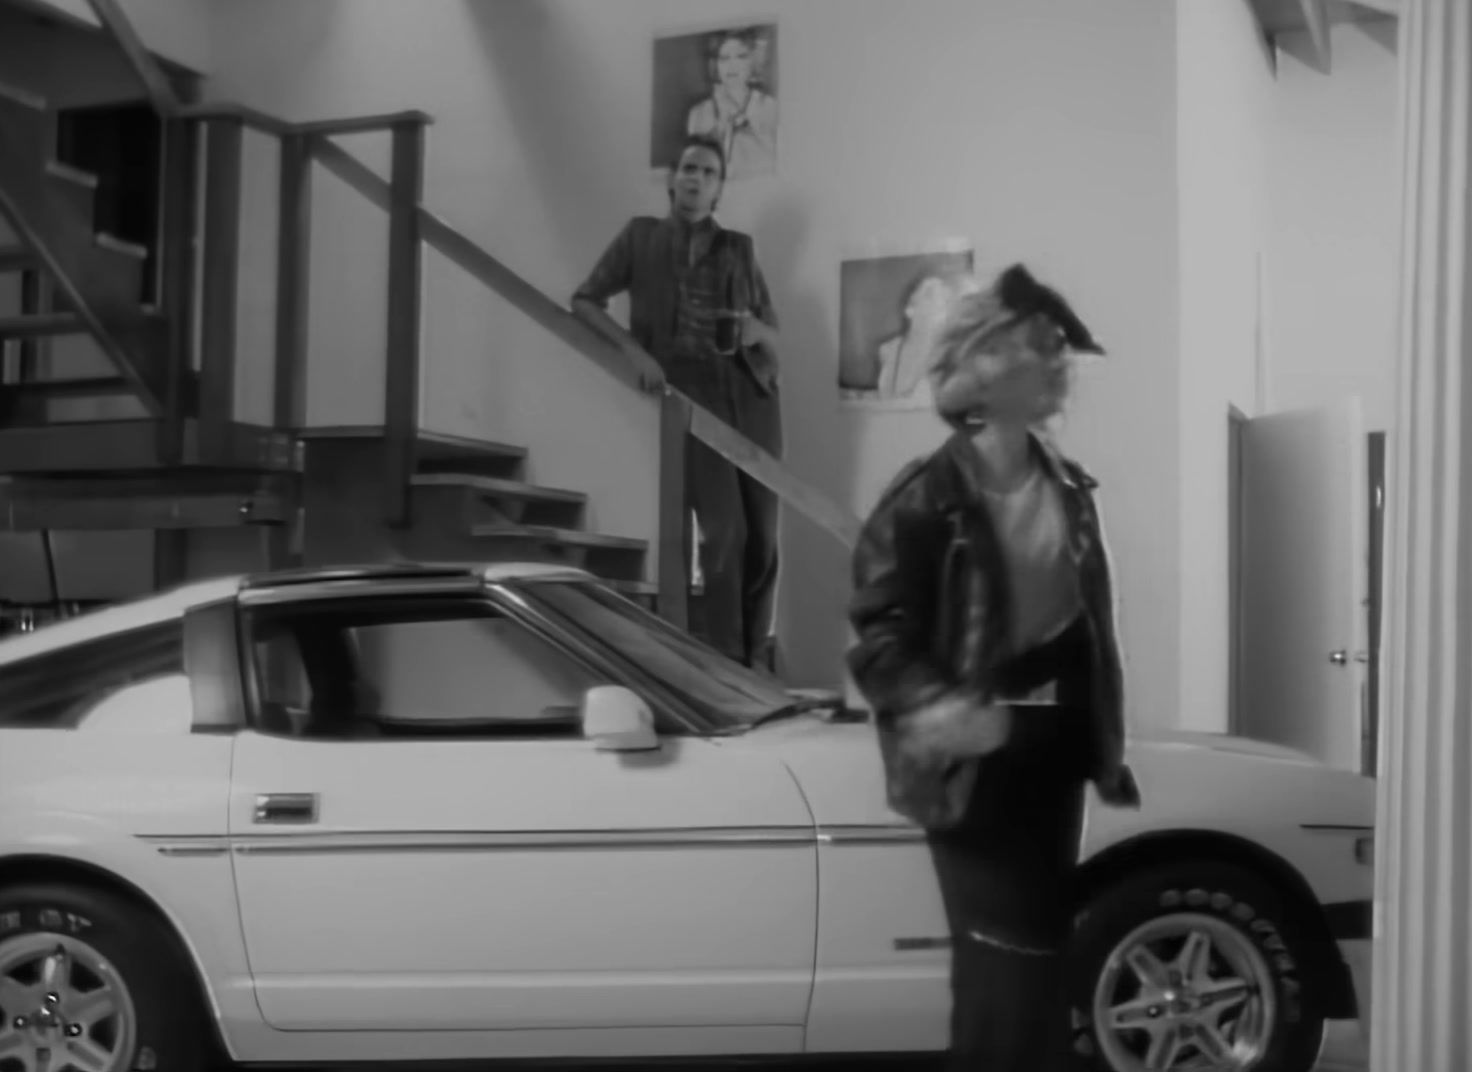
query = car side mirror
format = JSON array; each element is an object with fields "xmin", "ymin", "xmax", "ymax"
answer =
[{"xmin": 581, "ymin": 685, "xmax": 660, "ymax": 752}]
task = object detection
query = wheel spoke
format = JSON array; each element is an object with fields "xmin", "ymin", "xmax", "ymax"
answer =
[
  {"xmin": 65, "ymin": 1038, "xmax": 114, "ymax": 1072},
  {"xmin": 1125, "ymin": 943, "xmax": 1173, "ymax": 990},
  {"xmin": 1177, "ymin": 929, "xmax": 1213, "ymax": 982},
  {"xmin": 1144, "ymin": 1024, "xmax": 1183, "ymax": 1069},
  {"xmin": 1189, "ymin": 1019, "xmax": 1235, "ymax": 1062},
  {"xmin": 1197, "ymin": 975, "xmax": 1252, "ymax": 1011},
  {"xmin": 65, "ymin": 986, "xmax": 117, "ymax": 1027},
  {"xmin": 0, "ymin": 1025, "xmax": 30, "ymax": 1059},
  {"xmin": 1107, "ymin": 995, "xmax": 1163, "ymax": 1029},
  {"xmin": 39, "ymin": 946, "xmax": 71, "ymax": 992},
  {"xmin": 0, "ymin": 976, "xmax": 31, "ymax": 1015}
]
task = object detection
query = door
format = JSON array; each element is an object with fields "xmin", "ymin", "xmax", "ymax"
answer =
[
  {"xmin": 227, "ymin": 594, "xmax": 817, "ymax": 1046},
  {"xmin": 1237, "ymin": 399, "xmax": 1368, "ymax": 771}
]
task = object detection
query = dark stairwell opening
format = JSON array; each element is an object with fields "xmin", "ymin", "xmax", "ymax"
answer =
[{"xmin": 54, "ymin": 100, "xmax": 163, "ymax": 306}]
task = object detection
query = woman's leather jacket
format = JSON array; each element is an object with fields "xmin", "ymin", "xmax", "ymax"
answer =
[{"xmin": 846, "ymin": 430, "xmax": 1128, "ymax": 829}]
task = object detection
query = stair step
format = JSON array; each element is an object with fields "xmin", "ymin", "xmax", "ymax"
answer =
[
  {"xmin": 0, "ymin": 312, "xmax": 86, "ymax": 339},
  {"xmin": 0, "ymin": 473, "xmax": 293, "ymax": 532},
  {"xmin": 0, "ymin": 80, "xmax": 46, "ymax": 112},
  {"xmin": 468, "ymin": 523, "xmax": 645, "ymax": 552},
  {"xmin": 410, "ymin": 472, "xmax": 586, "ymax": 528},
  {"xmin": 95, "ymin": 233, "xmax": 150, "ymax": 260},
  {"xmin": 0, "ymin": 248, "xmax": 39, "ymax": 272},
  {"xmin": 0, "ymin": 419, "xmax": 299, "ymax": 473},
  {"xmin": 410, "ymin": 472, "xmax": 585, "ymax": 505},
  {"xmin": 301, "ymin": 425, "xmax": 527, "ymax": 462},
  {"xmin": 300, "ymin": 425, "xmax": 528, "ymax": 479},
  {"xmin": 467, "ymin": 523, "xmax": 647, "ymax": 583},
  {"xmin": 43, "ymin": 161, "xmax": 99, "ymax": 191},
  {"xmin": 0, "ymin": 309, "xmax": 160, "ymax": 340},
  {"xmin": 2, "ymin": 375, "xmax": 134, "ymax": 401}
]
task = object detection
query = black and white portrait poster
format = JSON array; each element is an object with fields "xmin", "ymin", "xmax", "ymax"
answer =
[
  {"xmin": 651, "ymin": 22, "xmax": 779, "ymax": 180},
  {"xmin": 838, "ymin": 242, "xmax": 975, "ymax": 409}
]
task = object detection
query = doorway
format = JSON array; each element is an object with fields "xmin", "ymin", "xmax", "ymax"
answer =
[{"xmin": 1228, "ymin": 403, "xmax": 1383, "ymax": 776}]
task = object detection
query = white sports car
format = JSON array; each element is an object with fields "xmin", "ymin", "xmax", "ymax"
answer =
[{"xmin": 0, "ymin": 562, "xmax": 1373, "ymax": 1072}]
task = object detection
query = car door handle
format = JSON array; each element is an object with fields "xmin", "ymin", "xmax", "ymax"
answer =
[{"xmin": 254, "ymin": 793, "xmax": 319, "ymax": 824}]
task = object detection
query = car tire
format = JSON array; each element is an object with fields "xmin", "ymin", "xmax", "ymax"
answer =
[
  {"xmin": 0, "ymin": 882, "xmax": 212, "ymax": 1072},
  {"xmin": 1068, "ymin": 860, "xmax": 1326, "ymax": 1072}
]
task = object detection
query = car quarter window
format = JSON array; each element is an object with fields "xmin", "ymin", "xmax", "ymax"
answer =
[
  {"xmin": 0, "ymin": 620, "xmax": 185, "ymax": 729},
  {"xmin": 246, "ymin": 597, "xmax": 617, "ymax": 740}
]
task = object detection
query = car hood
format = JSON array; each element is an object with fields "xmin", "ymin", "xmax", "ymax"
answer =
[
  {"xmin": 742, "ymin": 713, "xmax": 1322, "ymax": 765},
  {"xmin": 731, "ymin": 713, "xmax": 1333, "ymax": 829}
]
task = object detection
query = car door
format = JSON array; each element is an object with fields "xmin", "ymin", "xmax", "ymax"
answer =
[{"xmin": 226, "ymin": 589, "xmax": 817, "ymax": 1051}]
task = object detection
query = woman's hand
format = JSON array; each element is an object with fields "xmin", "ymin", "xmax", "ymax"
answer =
[
  {"xmin": 1094, "ymin": 764, "xmax": 1142, "ymax": 809},
  {"xmin": 903, "ymin": 692, "xmax": 1012, "ymax": 759}
]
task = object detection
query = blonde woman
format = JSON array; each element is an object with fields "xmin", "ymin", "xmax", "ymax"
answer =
[{"xmin": 847, "ymin": 264, "xmax": 1139, "ymax": 1069}]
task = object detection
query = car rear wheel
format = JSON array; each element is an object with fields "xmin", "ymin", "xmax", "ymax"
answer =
[
  {"xmin": 0, "ymin": 883, "xmax": 210, "ymax": 1072},
  {"xmin": 1069, "ymin": 860, "xmax": 1326, "ymax": 1072}
]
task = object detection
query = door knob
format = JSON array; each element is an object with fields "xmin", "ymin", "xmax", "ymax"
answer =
[{"xmin": 1329, "ymin": 650, "xmax": 1348, "ymax": 665}]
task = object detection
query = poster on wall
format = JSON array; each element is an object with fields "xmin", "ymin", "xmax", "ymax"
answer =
[
  {"xmin": 837, "ymin": 241, "xmax": 975, "ymax": 409},
  {"xmin": 651, "ymin": 21, "xmax": 779, "ymax": 180}
]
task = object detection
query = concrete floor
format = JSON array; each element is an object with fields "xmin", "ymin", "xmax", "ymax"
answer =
[{"xmin": 1317, "ymin": 1019, "xmax": 1370, "ymax": 1070}]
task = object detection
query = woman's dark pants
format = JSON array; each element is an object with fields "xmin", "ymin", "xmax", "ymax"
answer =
[{"xmin": 927, "ymin": 616, "xmax": 1093, "ymax": 1070}]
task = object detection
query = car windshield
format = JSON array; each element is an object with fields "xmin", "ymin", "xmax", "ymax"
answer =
[{"xmin": 516, "ymin": 579, "xmax": 793, "ymax": 728}]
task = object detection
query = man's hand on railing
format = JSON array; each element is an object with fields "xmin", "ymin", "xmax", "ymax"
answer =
[
  {"xmin": 571, "ymin": 298, "xmax": 664, "ymax": 394},
  {"xmin": 631, "ymin": 350, "xmax": 666, "ymax": 395}
]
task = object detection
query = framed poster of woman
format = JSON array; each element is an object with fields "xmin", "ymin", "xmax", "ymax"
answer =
[
  {"xmin": 652, "ymin": 22, "xmax": 779, "ymax": 179},
  {"xmin": 838, "ymin": 243, "xmax": 976, "ymax": 410}
]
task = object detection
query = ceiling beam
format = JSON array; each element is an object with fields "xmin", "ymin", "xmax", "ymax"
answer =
[{"xmin": 1297, "ymin": 0, "xmax": 1334, "ymax": 72}]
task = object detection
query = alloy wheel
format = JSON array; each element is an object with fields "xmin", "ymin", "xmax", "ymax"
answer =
[
  {"xmin": 0, "ymin": 932, "xmax": 137, "ymax": 1072},
  {"xmin": 1091, "ymin": 911, "xmax": 1276, "ymax": 1071}
]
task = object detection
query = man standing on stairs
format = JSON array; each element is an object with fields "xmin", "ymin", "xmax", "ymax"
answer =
[{"xmin": 572, "ymin": 134, "xmax": 783, "ymax": 670}]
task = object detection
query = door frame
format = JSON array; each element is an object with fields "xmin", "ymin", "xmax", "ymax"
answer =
[
  {"xmin": 1364, "ymin": 430, "xmax": 1386, "ymax": 777},
  {"xmin": 1227, "ymin": 404, "xmax": 1248, "ymax": 736}
]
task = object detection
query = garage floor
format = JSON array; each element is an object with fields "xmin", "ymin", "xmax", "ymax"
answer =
[{"xmin": 1318, "ymin": 1019, "xmax": 1369, "ymax": 1070}]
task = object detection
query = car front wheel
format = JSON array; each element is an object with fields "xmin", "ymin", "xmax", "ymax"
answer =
[
  {"xmin": 1069, "ymin": 860, "xmax": 1327, "ymax": 1072},
  {"xmin": 0, "ymin": 882, "xmax": 211, "ymax": 1072}
]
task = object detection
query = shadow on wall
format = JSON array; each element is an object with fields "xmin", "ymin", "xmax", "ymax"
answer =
[{"xmin": 462, "ymin": 0, "xmax": 642, "ymax": 273}]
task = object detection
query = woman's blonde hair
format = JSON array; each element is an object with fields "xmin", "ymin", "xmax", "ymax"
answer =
[{"xmin": 927, "ymin": 264, "xmax": 1101, "ymax": 427}]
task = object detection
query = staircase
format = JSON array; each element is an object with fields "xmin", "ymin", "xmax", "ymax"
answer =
[
  {"xmin": 295, "ymin": 427, "xmax": 657, "ymax": 606},
  {"xmin": 0, "ymin": 71, "xmax": 668, "ymax": 628}
]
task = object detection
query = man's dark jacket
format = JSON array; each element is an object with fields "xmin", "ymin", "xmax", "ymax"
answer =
[{"xmin": 846, "ymin": 430, "xmax": 1128, "ymax": 830}]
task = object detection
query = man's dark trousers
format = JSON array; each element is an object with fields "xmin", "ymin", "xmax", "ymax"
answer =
[{"xmin": 667, "ymin": 353, "xmax": 781, "ymax": 667}]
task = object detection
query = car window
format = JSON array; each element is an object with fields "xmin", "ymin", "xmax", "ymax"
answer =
[
  {"xmin": 247, "ymin": 598, "xmax": 615, "ymax": 739},
  {"xmin": 0, "ymin": 621, "xmax": 185, "ymax": 729}
]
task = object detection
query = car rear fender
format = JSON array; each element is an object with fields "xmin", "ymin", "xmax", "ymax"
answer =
[{"xmin": 1074, "ymin": 828, "xmax": 1361, "ymax": 1020}]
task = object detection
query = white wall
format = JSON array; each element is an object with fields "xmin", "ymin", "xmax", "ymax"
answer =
[
  {"xmin": 204, "ymin": 0, "xmax": 1184, "ymax": 726},
  {"xmin": 1268, "ymin": 19, "xmax": 1399, "ymax": 431},
  {"xmin": 1175, "ymin": 0, "xmax": 1276, "ymax": 732},
  {"xmin": 18, "ymin": 0, "xmax": 210, "ymax": 71}
]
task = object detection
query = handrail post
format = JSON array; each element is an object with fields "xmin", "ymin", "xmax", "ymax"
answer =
[
  {"xmin": 273, "ymin": 132, "xmax": 313, "ymax": 431},
  {"xmin": 156, "ymin": 115, "xmax": 198, "ymax": 464},
  {"xmin": 382, "ymin": 119, "xmax": 426, "ymax": 527},
  {"xmin": 658, "ymin": 390, "xmax": 692, "ymax": 628},
  {"xmin": 198, "ymin": 116, "xmax": 243, "ymax": 458}
]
